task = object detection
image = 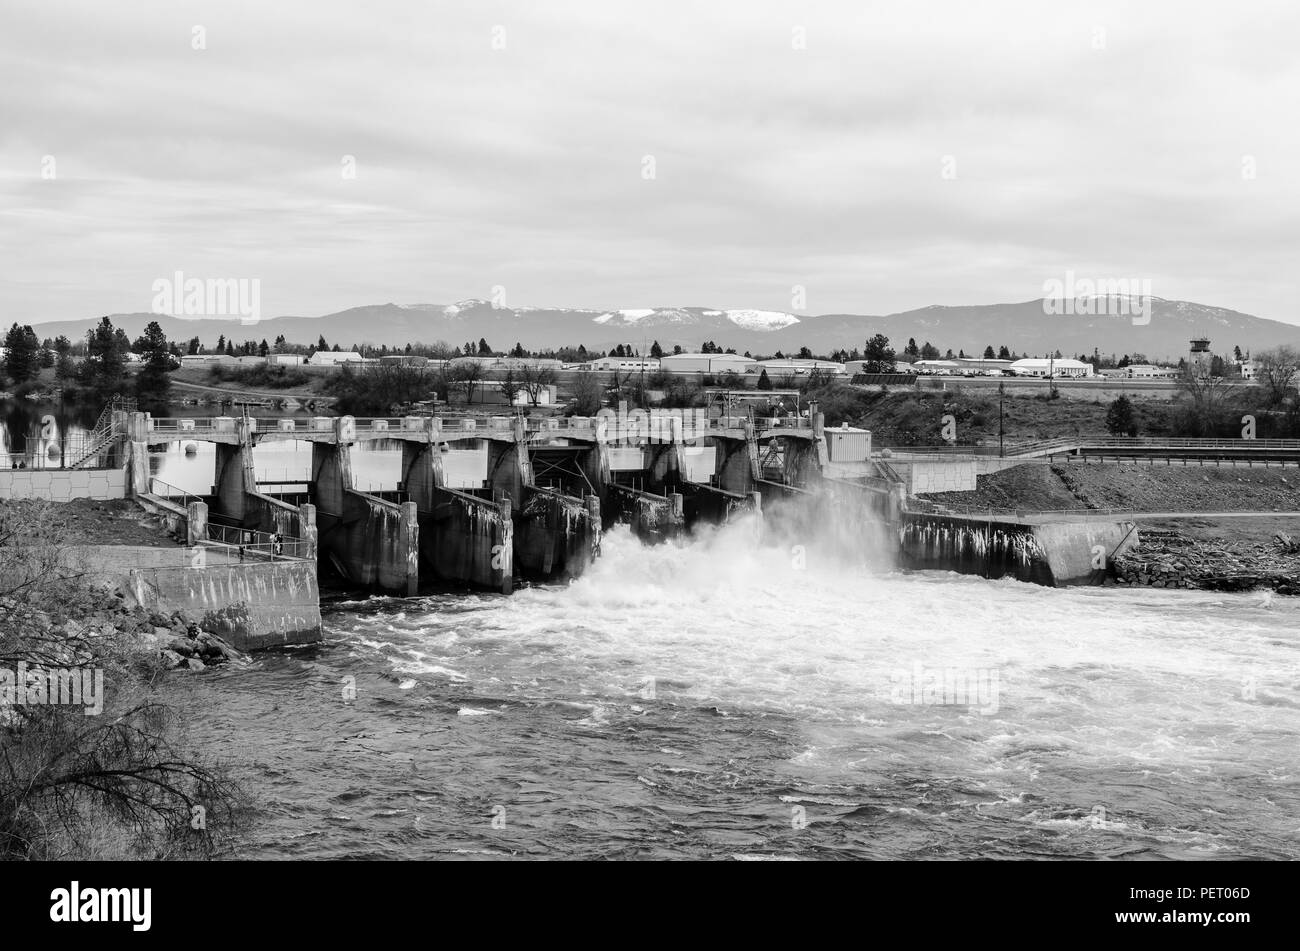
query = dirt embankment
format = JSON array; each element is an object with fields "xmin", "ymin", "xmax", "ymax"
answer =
[
  {"xmin": 921, "ymin": 462, "xmax": 1300, "ymax": 513},
  {"xmin": 0, "ymin": 498, "xmax": 183, "ymax": 547}
]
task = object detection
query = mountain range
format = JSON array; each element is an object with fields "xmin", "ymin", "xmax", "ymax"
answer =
[{"xmin": 28, "ymin": 298, "xmax": 1300, "ymax": 361}]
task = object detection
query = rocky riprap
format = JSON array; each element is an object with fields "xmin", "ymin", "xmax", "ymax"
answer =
[
  {"xmin": 1110, "ymin": 530, "xmax": 1300, "ymax": 594},
  {"xmin": 0, "ymin": 589, "xmax": 244, "ymax": 671}
]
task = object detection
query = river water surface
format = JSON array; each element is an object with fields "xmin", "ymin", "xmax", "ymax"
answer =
[{"xmin": 157, "ymin": 518, "xmax": 1300, "ymax": 860}]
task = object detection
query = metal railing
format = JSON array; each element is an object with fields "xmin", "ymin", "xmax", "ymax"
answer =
[
  {"xmin": 204, "ymin": 522, "xmax": 308, "ymax": 559},
  {"xmin": 911, "ymin": 503, "xmax": 1132, "ymax": 519},
  {"xmin": 147, "ymin": 477, "xmax": 203, "ymax": 510},
  {"xmin": 1016, "ymin": 436, "xmax": 1300, "ymax": 455}
]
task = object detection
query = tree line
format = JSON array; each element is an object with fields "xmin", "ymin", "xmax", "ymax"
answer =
[{"xmin": 1, "ymin": 317, "xmax": 176, "ymax": 410}]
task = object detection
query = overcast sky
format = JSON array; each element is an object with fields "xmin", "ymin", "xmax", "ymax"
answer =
[{"xmin": 2, "ymin": 0, "xmax": 1298, "ymax": 325}]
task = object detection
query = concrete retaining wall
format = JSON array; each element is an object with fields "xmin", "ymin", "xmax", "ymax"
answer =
[
  {"xmin": 0, "ymin": 467, "xmax": 127, "ymax": 500},
  {"xmin": 907, "ymin": 456, "xmax": 1028, "ymax": 493},
  {"xmin": 898, "ymin": 512, "xmax": 1138, "ymax": 586},
  {"xmin": 126, "ymin": 557, "xmax": 322, "ymax": 650}
]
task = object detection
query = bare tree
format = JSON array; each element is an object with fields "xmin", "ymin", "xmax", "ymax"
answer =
[
  {"xmin": 1, "ymin": 502, "xmax": 244, "ymax": 858},
  {"xmin": 518, "ymin": 365, "xmax": 557, "ymax": 406},
  {"xmin": 448, "ymin": 359, "xmax": 486, "ymax": 405},
  {"xmin": 1255, "ymin": 345, "xmax": 1300, "ymax": 407},
  {"xmin": 497, "ymin": 367, "xmax": 520, "ymax": 406},
  {"xmin": 569, "ymin": 371, "xmax": 603, "ymax": 416},
  {"xmin": 1177, "ymin": 368, "xmax": 1233, "ymax": 436}
]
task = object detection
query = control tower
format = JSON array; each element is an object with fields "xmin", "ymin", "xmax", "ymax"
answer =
[{"xmin": 1189, "ymin": 338, "xmax": 1212, "ymax": 377}]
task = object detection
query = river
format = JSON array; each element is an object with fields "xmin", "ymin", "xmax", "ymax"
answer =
[
  {"xmin": 7, "ymin": 398, "xmax": 1299, "ymax": 859},
  {"xmin": 158, "ymin": 517, "xmax": 1299, "ymax": 860}
]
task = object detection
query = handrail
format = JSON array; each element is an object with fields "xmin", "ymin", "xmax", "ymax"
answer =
[
  {"xmin": 147, "ymin": 477, "xmax": 203, "ymax": 509},
  {"xmin": 204, "ymin": 522, "xmax": 306, "ymax": 557}
]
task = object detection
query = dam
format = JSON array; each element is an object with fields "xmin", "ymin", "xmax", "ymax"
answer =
[{"xmin": 1, "ymin": 400, "xmax": 1142, "ymax": 649}]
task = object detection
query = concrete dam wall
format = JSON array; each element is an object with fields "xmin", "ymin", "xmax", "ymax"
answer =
[{"xmin": 899, "ymin": 512, "xmax": 1139, "ymax": 586}]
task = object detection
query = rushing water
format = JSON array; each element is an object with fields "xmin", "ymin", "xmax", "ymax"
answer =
[{"xmin": 156, "ymin": 518, "xmax": 1300, "ymax": 860}]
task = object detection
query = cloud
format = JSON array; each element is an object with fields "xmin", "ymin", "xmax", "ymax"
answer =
[{"xmin": 1, "ymin": 0, "xmax": 1297, "ymax": 325}]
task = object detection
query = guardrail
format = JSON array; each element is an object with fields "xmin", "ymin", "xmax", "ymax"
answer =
[
  {"xmin": 911, "ymin": 504, "xmax": 1132, "ymax": 519},
  {"xmin": 205, "ymin": 522, "xmax": 307, "ymax": 558},
  {"xmin": 147, "ymin": 477, "xmax": 204, "ymax": 509},
  {"xmin": 880, "ymin": 436, "xmax": 1300, "ymax": 460}
]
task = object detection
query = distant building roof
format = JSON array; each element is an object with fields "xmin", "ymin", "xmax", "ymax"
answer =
[{"xmin": 1010, "ymin": 358, "xmax": 1091, "ymax": 369}]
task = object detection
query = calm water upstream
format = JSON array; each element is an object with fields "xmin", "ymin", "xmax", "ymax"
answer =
[{"xmin": 157, "ymin": 519, "xmax": 1300, "ymax": 860}]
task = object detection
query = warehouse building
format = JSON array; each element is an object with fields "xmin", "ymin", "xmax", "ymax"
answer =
[
  {"xmin": 1009, "ymin": 358, "xmax": 1093, "ymax": 378},
  {"xmin": 659, "ymin": 353, "xmax": 758, "ymax": 374}
]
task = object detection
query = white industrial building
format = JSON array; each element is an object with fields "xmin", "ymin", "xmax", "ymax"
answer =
[
  {"xmin": 585, "ymin": 356, "xmax": 661, "ymax": 372},
  {"xmin": 1009, "ymin": 358, "xmax": 1093, "ymax": 378},
  {"xmin": 659, "ymin": 353, "xmax": 758, "ymax": 374},
  {"xmin": 1117, "ymin": 363, "xmax": 1180, "ymax": 379},
  {"xmin": 307, "ymin": 350, "xmax": 364, "ymax": 366},
  {"xmin": 268, "ymin": 353, "xmax": 307, "ymax": 366},
  {"xmin": 180, "ymin": 354, "xmax": 236, "ymax": 367},
  {"xmin": 756, "ymin": 358, "xmax": 846, "ymax": 376},
  {"xmin": 911, "ymin": 359, "xmax": 964, "ymax": 375},
  {"xmin": 823, "ymin": 424, "xmax": 871, "ymax": 462}
]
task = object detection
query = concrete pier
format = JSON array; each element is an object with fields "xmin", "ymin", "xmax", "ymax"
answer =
[
  {"xmin": 607, "ymin": 485, "xmax": 685, "ymax": 543},
  {"xmin": 514, "ymin": 487, "xmax": 601, "ymax": 581},
  {"xmin": 417, "ymin": 489, "xmax": 513, "ymax": 593}
]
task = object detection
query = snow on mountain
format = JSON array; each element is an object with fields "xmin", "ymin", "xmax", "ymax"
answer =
[
  {"xmin": 440, "ymin": 298, "xmax": 493, "ymax": 317},
  {"xmin": 724, "ymin": 309, "xmax": 800, "ymax": 331}
]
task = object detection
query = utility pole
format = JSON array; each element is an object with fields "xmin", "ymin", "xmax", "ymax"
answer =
[{"xmin": 998, "ymin": 381, "xmax": 1005, "ymax": 457}]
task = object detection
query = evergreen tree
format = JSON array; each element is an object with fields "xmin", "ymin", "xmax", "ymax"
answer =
[
  {"xmin": 80, "ymin": 316, "xmax": 128, "ymax": 399},
  {"xmin": 920, "ymin": 341, "xmax": 939, "ymax": 360},
  {"xmin": 983, "ymin": 345, "xmax": 995, "ymax": 359},
  {"xmin": 650, "ymin": 340, "xmax": 663, "ymax": 359},
  {"xmin": 756, "ymin": 368, "xmax": 773, "ymax": 391},
  {"xmin": 863, "ymin": 334, "xmax": 896, "ymax": 373},
  {"xmin": 478, "ymin": 337, "xmax": 492, "ymax": 356},
  {"xmin": 53, "ymin": 335, "xmax": 76, "ymax": 381},
  {"xmin": 1106, "ymin": 395, "xmax": 1136, "ymax": 436},
  {"xmin": 187, "ymin": 336, "xmax": 201, "ymax": 355},
  {"xmin": 998, "ymin": 345, "xmax": 1011, "ymax": 360},
  {"xmin": 2, "ymin": 323, "xmax": 42, "ymax": 384},
  {"xmin": 133, "ymin": 320, "xmax": 172, "ymax": 408},
  {"xmin": 903, "ymin": 338, "xmax": 920, "ymax": 362},
  {"xmin": 259, "ymin": 339, "xmax": 269, "ymax": 357}
]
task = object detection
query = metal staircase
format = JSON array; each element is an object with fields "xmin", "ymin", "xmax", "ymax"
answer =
[{"xmin": 64, "ymin": 397, "xmax": 135, "ymax": 469}]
